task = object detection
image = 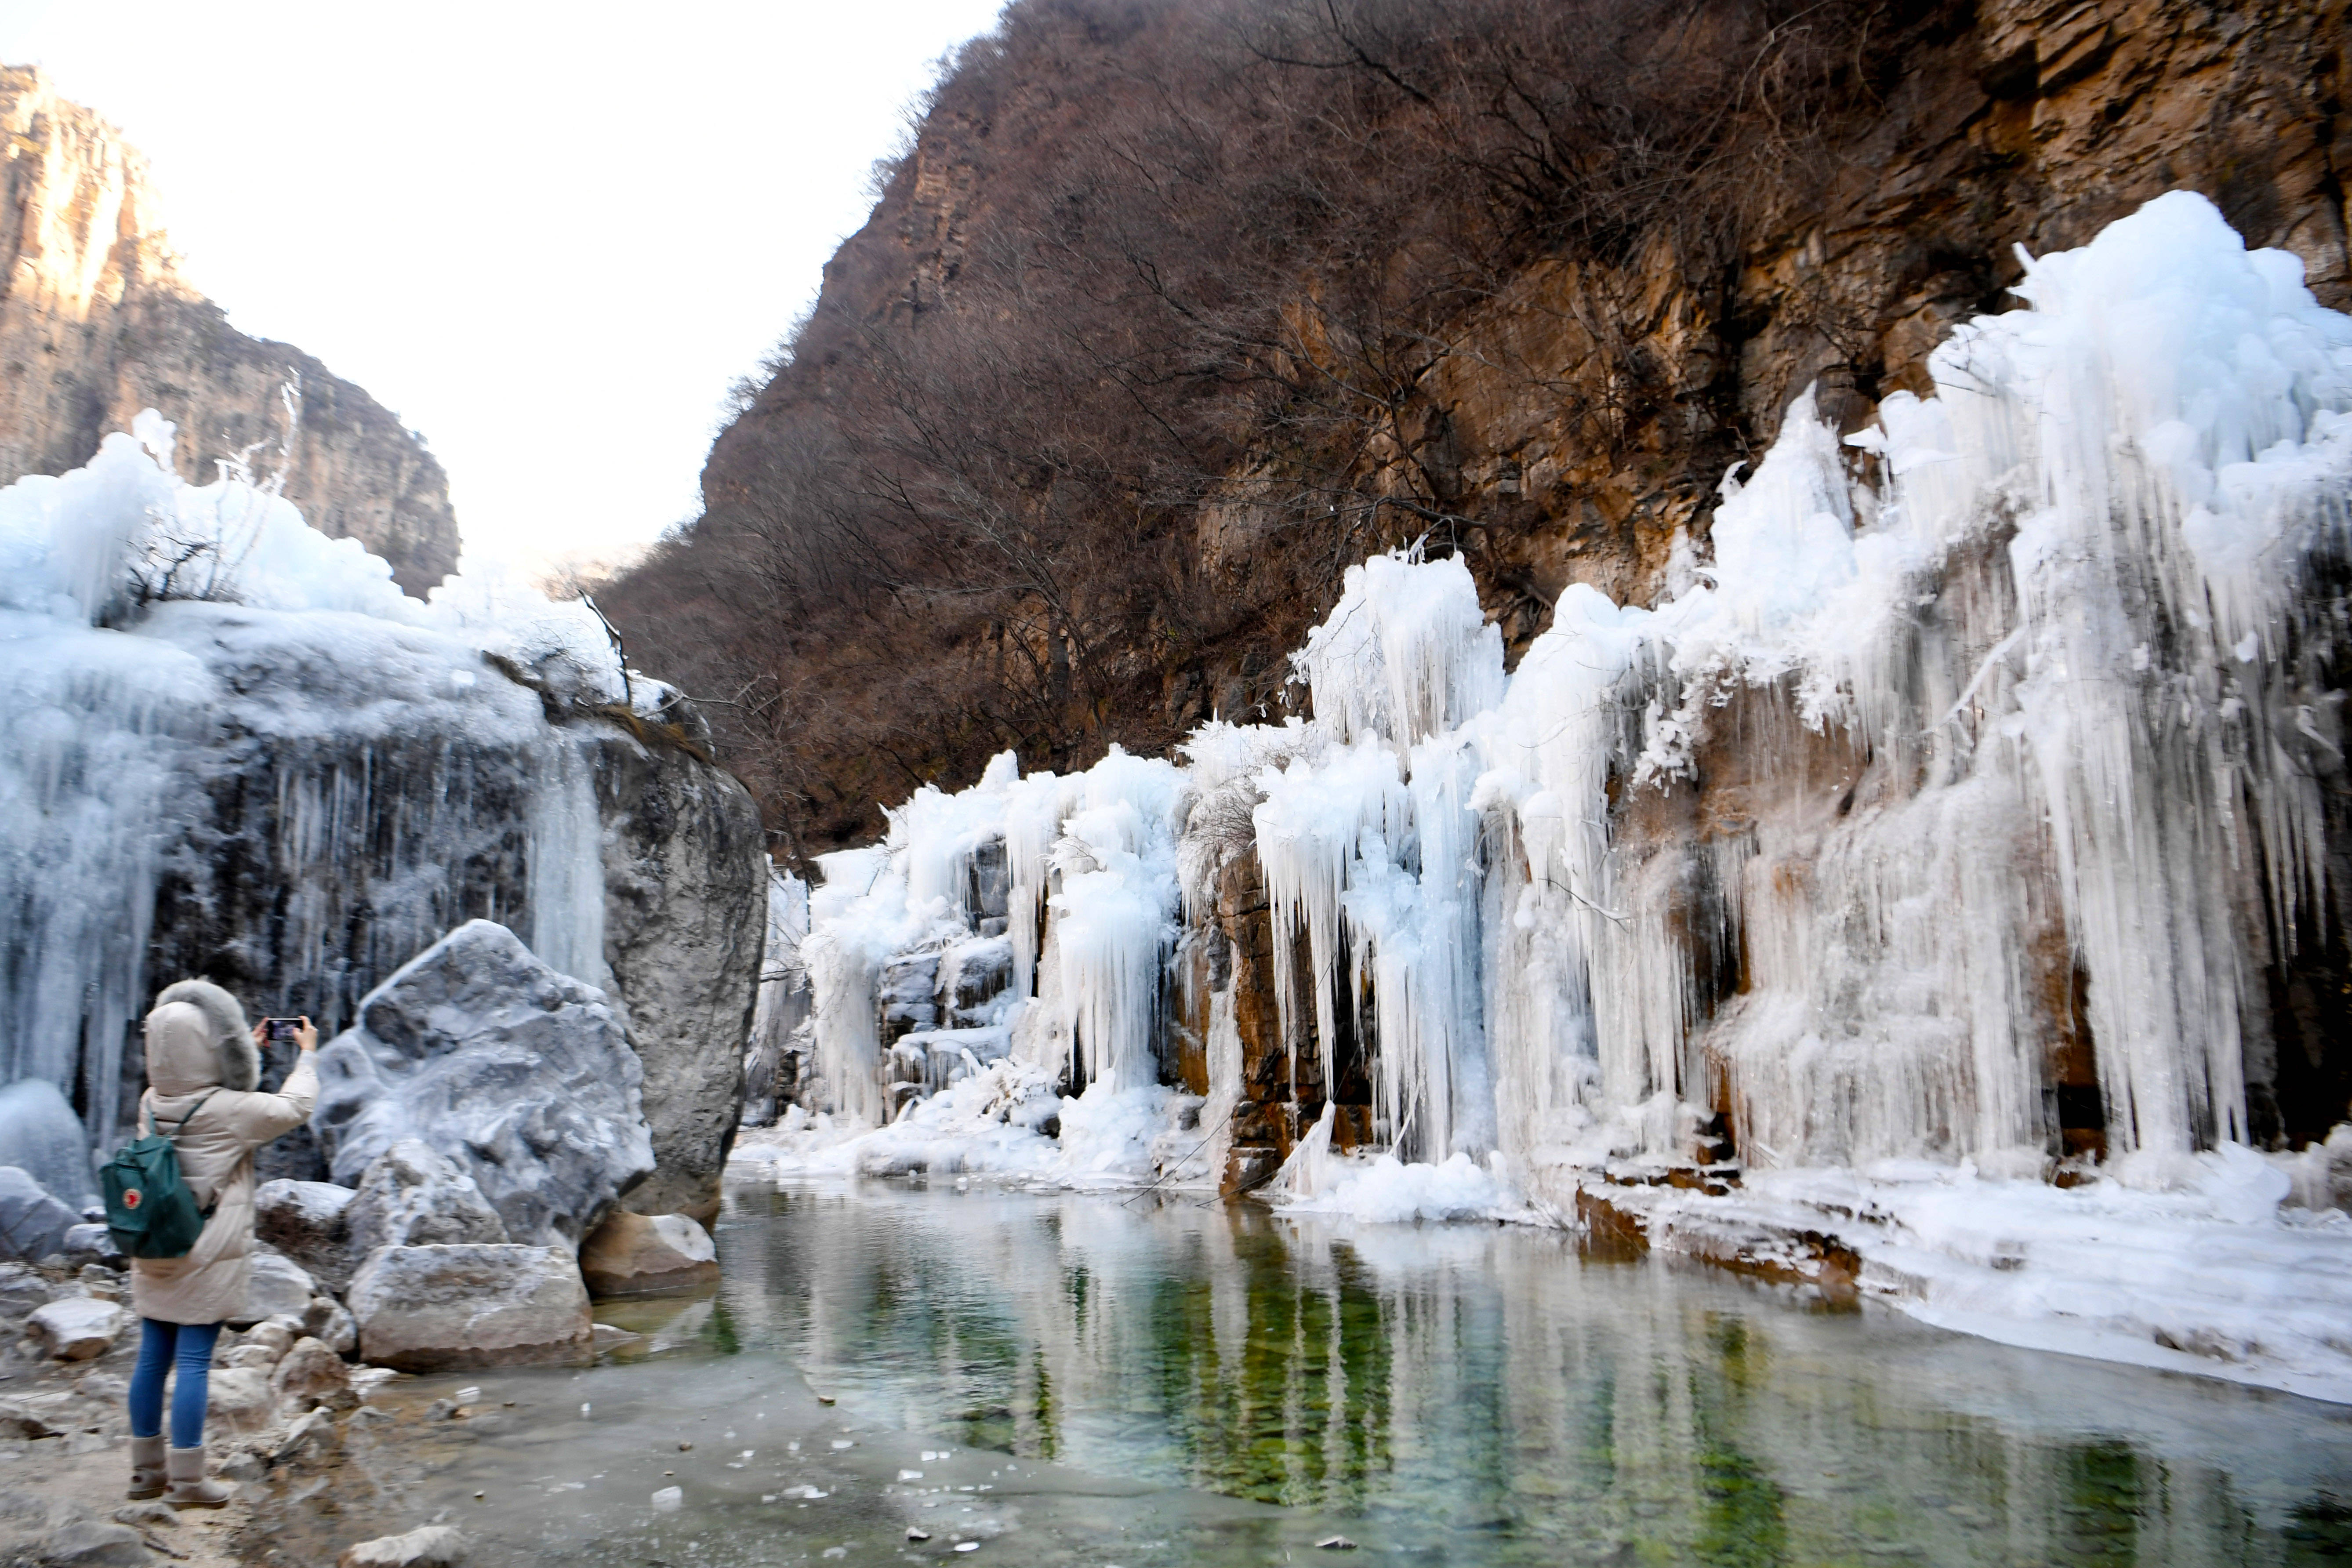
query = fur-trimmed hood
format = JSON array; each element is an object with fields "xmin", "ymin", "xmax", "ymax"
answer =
[{"xmin": 146, "ymin": 979, "xmax": 261, "ymax": 1096}]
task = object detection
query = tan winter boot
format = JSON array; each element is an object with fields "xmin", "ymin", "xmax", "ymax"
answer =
[
  {"xmin": 163, "ymin": 1445, "xmax": 233, "ymax": 1509},
  {"xmin": 127, "ymin": 1434, "xmax": 167, "ymax": 1499}
]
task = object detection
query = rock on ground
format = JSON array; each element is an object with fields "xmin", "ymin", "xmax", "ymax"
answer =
[
  {"xmin": 271, "ymin": 1336, "xmax": 356, "ymax": 1413},
  {"xmin": 337, "ymin": 1525, "xmax": 468, "ymax": 1568},
  {"xmin": 577, "ymin": 1210, "xmax": 719, "ymax": 1297},
  {"xmin": 0, "ymin": 1260, "xmax": 52, "ymax": 1321},
  {"xmin": 591, "ymin": 730, "xmax": 766, "ymax": 1222},
  {"xmin": 303, "ymin": 1293, "xmax": 357, "ymax": 1355},
  {"xmin": 254, "ymin": 1179, "xmax": 357, "ymax": 1289},
  {"xmin": 345, "ymin": 1244, "xmax": 592, "ymax": 1371},
  {"xmin": 343, "ymin": 1142, "xmax": 508, "ymax": 1259},
  {"xmin": 0, "ymin": 1079, "xmax": 95, "ymax": 1206},
  {"xmin": 31, "ymin": 1517, "xmax": 151, "ymax": 1566},
  {"xmin": 206, "ymin": 1365, "xmax": 274, "ymax": 1433},
  {"xmin": 312, "ymin": 922, "xmax": 654, "ymax": 1249},
  {"xmin": 26, "ymin": 1297, "xmax": 125, "ymax": 1360},
  {"xmin": 0, "ymin": 1397, "xmax": 61, "ymax": 1438},
  {"xmin": 0, "ymin": 1166, "xmax": 81, "ymax": 1264},
  {"xmin": 235, "ymin": 1249, "xmax": 317, "ymax": 1327},
  {"xmin": 273, "ymin": 1406, "xmax": 339, "ymax": 1463},
  {"xmin": 58, "ymin": 1225, "xmax": 118, "ymax": 1269}
]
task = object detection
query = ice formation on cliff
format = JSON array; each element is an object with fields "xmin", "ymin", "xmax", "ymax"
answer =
[
  {"xmin": 777, "ymin": 193, "xmax": 2352, "ymax": 1395},
  {"xmin": 0, "ymin": 410, "xmax": 650, "ymax": 1158},
  {"xmin": 796, "ymin": 192, "xmax": 2352, "ymax": 1175}
]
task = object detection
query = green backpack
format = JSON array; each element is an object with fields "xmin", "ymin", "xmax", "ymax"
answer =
[{"xmin": 101, "ymin": 1091, "xmax": 221, "ymax": 1260}]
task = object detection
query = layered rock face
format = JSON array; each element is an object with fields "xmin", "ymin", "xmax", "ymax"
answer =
[{"xmin": 0, "ymin": 67, "xmax": 458, "ymax": 593}]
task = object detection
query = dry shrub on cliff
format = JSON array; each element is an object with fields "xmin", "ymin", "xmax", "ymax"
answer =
[{"xmin": 606, "ymin": 0, "xmax": 1936, "ymax": 858}]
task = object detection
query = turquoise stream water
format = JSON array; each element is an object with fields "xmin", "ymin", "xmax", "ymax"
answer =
[{"xmin": 359, "ymin": 1181, "xmax": 2352, "ymax": 1566}]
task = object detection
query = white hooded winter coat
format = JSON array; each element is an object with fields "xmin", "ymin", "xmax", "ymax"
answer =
[{"xmin": 128, "ymin": 980, "xmax": 317, "ymax": 1326}]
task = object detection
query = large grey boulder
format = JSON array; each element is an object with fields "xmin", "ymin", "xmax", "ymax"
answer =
[
  {"xmin": 589, "ymin": 730, "xmax": 766, "ymax": 1222},
  {"xmin": 344, "ymin": 1142, "xmax": 508, "ymax": 1260},
  {"xmin": 255, "ymin": 1179, "xmax": 358, "ymax": 1289},
  {"xmin": 0, "ymin": 1079, "xmax": 94, "ymax": 1206},
  {"xmin": 345, "ymin": 1243, "xmax": 592, "ymax": 1371},
  {"xmin": 312, "ymin": 922, "xmax": 655, "ymax": 1249},
  {"xmin": 0, "ymin": 1166, "xmax": 79, "ymax": 1263}
]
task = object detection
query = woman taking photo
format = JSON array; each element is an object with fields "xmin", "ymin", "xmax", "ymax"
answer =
[{"xmin": 125, "ymin": 981, "xmax": 317, "ymax": 1507}]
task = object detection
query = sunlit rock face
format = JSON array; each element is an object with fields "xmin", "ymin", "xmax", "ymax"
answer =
[{"xmin": 0, "ymin": 66, "xmax": 458, "ymax": 594}]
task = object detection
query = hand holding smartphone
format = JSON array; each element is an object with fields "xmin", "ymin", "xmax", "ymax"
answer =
[{"xmin": 256, "ymin": 1016, "xmax": 319, "ymax": 1052}]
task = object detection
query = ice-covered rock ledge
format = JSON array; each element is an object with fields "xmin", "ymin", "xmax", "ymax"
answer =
[
  {"xmin": 727, "ymin": 1060, "xmax": 1219, "ymax": 1190},
  {"xmin": 1569, "ymin": 1144, "xmax": 2352, "ymax": 1405}
]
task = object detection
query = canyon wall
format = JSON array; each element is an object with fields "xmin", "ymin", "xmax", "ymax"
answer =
[
  {"xmin": 614, "ymin": 0, "xmax": 2349, "ymax": 860},
  {"xmin": 0, "ymin": 66, "xmax": 459, "ymax": 595},
  {"xmin": 708, "ymin": 0, "xmax": 2352, "ymax": 1178}
]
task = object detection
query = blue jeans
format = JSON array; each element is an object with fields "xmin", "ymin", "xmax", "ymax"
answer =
[{"xmin": 127, "ymin": 1318, "xmax": 222, "ymax": 1448}]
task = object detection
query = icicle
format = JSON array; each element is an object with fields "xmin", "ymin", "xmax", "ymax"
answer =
[
  {"xmin": 1294, "ymin": 548, "xmax": 1505, "ymax": 753},
  {"xmin": 527, "ymin": 736, "xmax": 611, "ymax": 990}
]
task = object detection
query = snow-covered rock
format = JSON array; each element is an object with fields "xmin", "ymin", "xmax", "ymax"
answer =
[
  {"xmin": 0, "ymin": 1079, "xmax": 94, "ymax": 1206},
  {"xmin": 577, "ymin": 1210, "xmax": 718, "ymax": 1297},
  {"xmin": 26, "ymin": 1296, "xmax": 125, "ymax": 1360},
  {"xmin": 343, "ymin": 1141, "xmax": 508, "ymax": 1260},
  {"xmin": 0, "ymin": 1166, "xmax": 78, "ymax": 1263},
  {"xmin": 314, "ymin": 922, "xmax": 655, "ymax": 1249},
  {"xmin": 0, "ymin": 416, "xmax": 760, "ymax": 1204},
  {"xmin": 345, "ymin": 1243, "xmax": 592, "ymax": 1371},
  {"xmin": 255, "ymin": 1179, "xmax": 357, "ymax": 1289},
  {"xmin": 236, "ymin": 1250, "xmax": 319, "ymax": 1327}
]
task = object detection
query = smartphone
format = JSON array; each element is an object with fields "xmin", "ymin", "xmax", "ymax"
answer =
[{"xmin": 265, "ymin": 1018, "xmax": 302, "ymax": 1042}]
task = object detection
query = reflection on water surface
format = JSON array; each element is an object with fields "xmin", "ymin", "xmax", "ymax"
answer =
[{"xmin": 364, "ymin": 1181, "xmax": 2352, "ymax": 1567}]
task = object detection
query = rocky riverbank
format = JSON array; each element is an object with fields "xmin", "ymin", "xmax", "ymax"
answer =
[{"xmin": 0, "ymin": 1240, "xmax": 718, "ymax": 1568}]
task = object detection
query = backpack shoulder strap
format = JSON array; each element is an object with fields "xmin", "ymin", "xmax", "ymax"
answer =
[{"xmin": 162, "ymin": 1089, "xmax": 220, "ymax": 1138}]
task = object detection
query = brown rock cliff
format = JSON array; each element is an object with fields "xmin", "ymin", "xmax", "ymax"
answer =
[{"xmin": 0, "ymin": 66, "xmax": 459, "ymax": 595}]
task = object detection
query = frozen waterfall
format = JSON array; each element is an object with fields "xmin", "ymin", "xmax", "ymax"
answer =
[
  {"xmin": 0, "ymin": 410, "xmax": 655, "ymax": 1168},
  {"xmin": 788, "ymin": 192, "xmax": 2351, "ymax": 1208}
]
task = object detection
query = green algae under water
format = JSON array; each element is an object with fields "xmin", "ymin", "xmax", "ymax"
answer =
[{"xmin": 357, "ymin": 1181, "xmax": 2352, "ymax": 1568}]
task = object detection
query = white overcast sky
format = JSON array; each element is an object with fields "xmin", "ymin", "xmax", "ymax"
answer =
[{"xmin": 0, "ymin": 0, "xmax": 1008, "ymax": 573}]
